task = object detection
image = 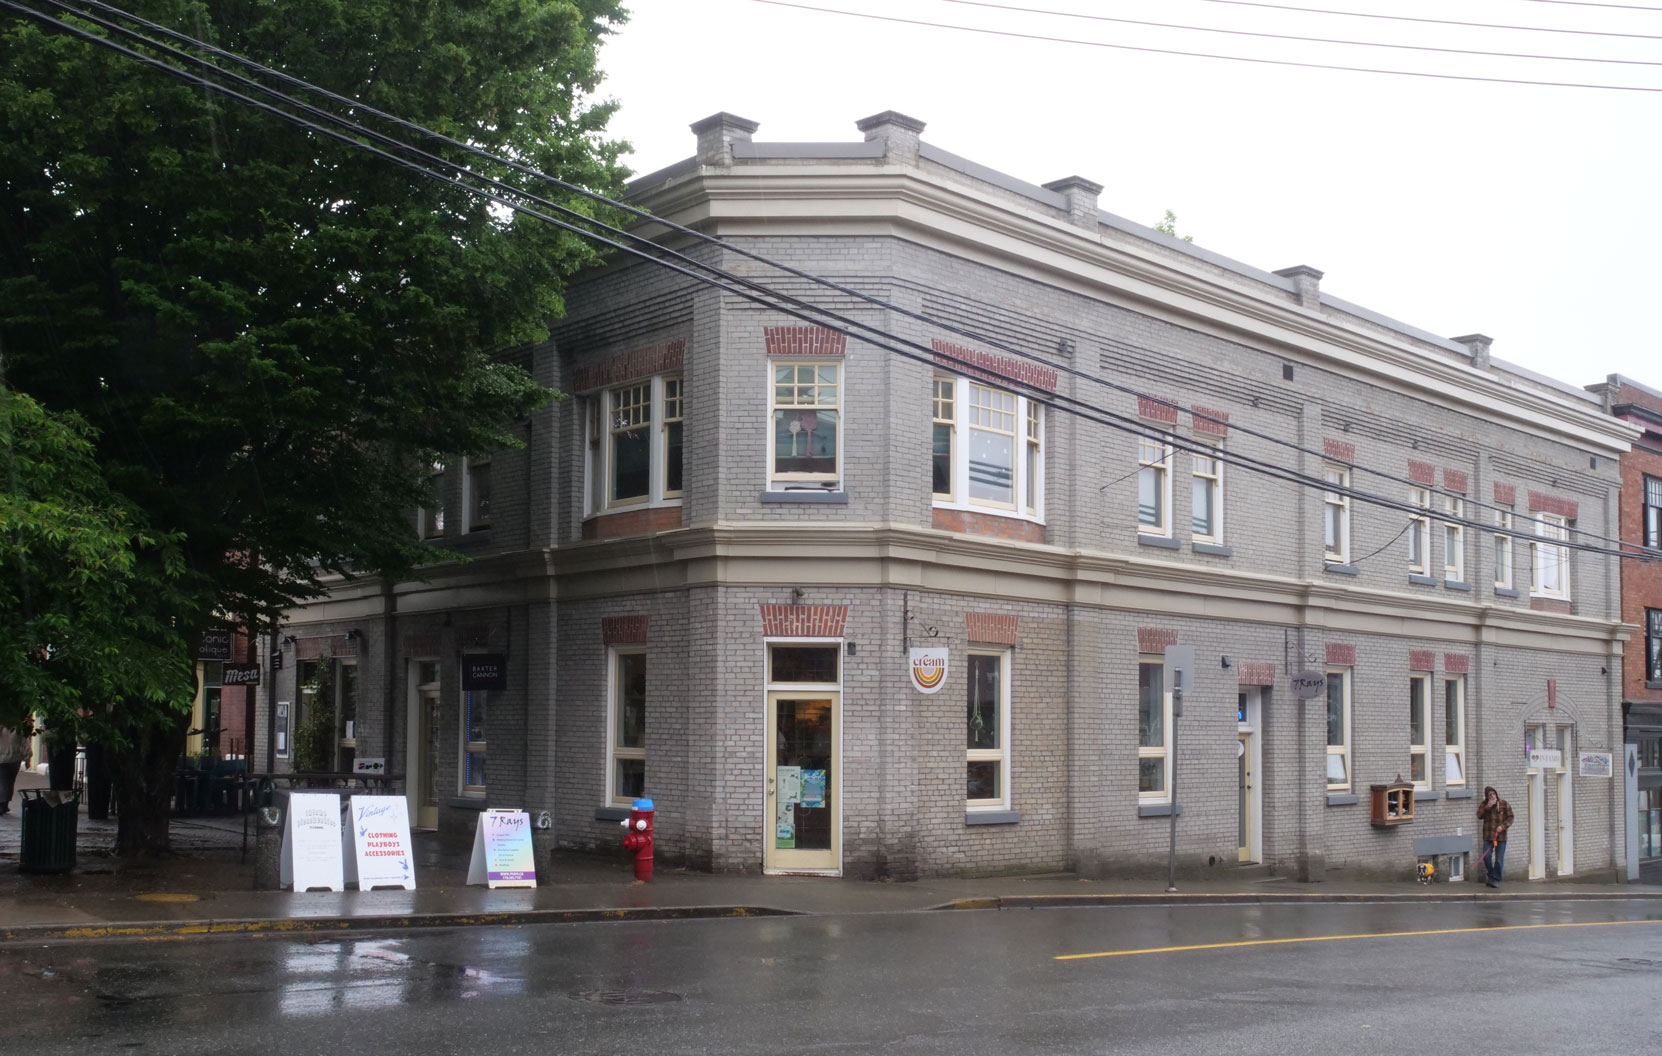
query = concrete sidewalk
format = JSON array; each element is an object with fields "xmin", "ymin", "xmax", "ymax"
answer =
[{"xmin": 4, "ymin": 771, "xmax": 1658, "ymax": 944}]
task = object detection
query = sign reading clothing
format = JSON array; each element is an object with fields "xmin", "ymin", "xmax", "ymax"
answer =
[
  {"xmin": 343, "ymin": 796, "xmax": 415, "ymax": 890},
  {"xmin": 280, "ymin": 792, "xmax": 345, "ymax": 892},
  {"xmin": 908, "ymin": 647, "xmax": 949, "ymax": 694},
  {"xmin": 467, "ymin": 809, "xmax": 537, "ymax": 888},
  {"xmin": 462, "ymin": 654, "xmax": 507, "ymax": 691}
]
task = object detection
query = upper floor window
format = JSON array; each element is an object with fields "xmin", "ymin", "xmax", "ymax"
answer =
[
  {"xmin": 1646, "ymin": 476, "xmax": 1662, "ymax": 549},
  {"xmin": 1444, "ymin": 676, "xmax": 1466, "ymax": 786},
  {"xmin": 586, "ymin": 374, "xmax": 686, "ymax": 514},
  {"xmin": 1532, "ymin": 513, "xmax": 1570, "ymax": 599},
  {"xmin": 463, "ymin": 457, "xmax": 491, "ymax": 533},
  {"xmin": 1138, "ymin": 436, "xmax": 1172, "ymax": 537},
  {"xmin": 1442, "ymin": 494, "xmax": 1464, "ymax": 582},
  {"xmin": 1408, "ymin": 487, "xmax": 1431, "ymax": 575},
  {"xmin": 420, "ymin": 462, "xmax": 446, "ymax": 540},
  {"xmin": 1326, "ymin": 668, "xmax": 1352, "ymax": 791},
  {"xmin": 1191, "ymin": 442, "xmax": 1222, "ymax": 543},
  {"xmin": 1409, "ymin": 673, "xmax": 1430, "ymax": 788},
  {"xmin": 771, "ymin": 362, "xmax": 841, "ymax": 490},
  {"xmin": 1323, "ymin": 467, "xmax": 1350, "ymax": 564},
  {"xmin": 932, "ymin": 375, "xmax": 1043, "ymax": 519},
  {"xmin": 1648, "ymin": 608, "xmax": 1662, "ymax": 684},
  {"xmin": 1494, "ymin": 507, "xmax": 1514, "ymax": 590}
]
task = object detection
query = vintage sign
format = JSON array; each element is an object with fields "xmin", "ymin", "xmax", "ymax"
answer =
[
  {"xmin": 280, "ymin": 792, "xmax": 345, "ymax": 892},
  {"xmin": 461, "ymin": 654, "xmax": 507, "ymax": 691},
  {"xmin": 908, "ymin": 647, "xmax": 949, "ymax": 694},
  {"xmin": 221, "ymin": 663, "xmax": 261, "ymax": 686},
  {"xmin": 197, "ymin": 628, "xmax": 233, "ymax": 661},
  {"xmin": 1290, "ymin": 670, "xmax": 1328, "ymax": 699},
  {"xmin": 343, "ymin": 796, "xmax": 415, "ymax": 891},
  {"xmin": 466, "ymin": 809, "xmax": 537, "ymax": 888},
  {"xmin": 1578, "ymin": 751, "xmax": 1613, "ymax": 778}
]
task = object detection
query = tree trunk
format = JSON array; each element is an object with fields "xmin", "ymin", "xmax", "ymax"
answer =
[{"xmin": 110, "ymin": 710, "xmax": 187, "ymax": 857}]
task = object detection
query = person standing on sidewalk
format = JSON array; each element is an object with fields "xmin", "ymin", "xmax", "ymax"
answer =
[
  {"xmin": 0, "ymin": 725, "xmax": 27, "ymax": 816},
  {"xmin": 1476, "ymin": 785, "xmax": 1513, "ymax": 888}
]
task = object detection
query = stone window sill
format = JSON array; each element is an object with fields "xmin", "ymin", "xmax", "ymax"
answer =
[
  {"xmin": 1409, "ymin": 574, "xmax": 1438, "ymax": 586},
  {"xmin": 761, "ymin": 489, "xmax": 848, "ymax": 504},
  {"xmin": 1324, "ymin": 562, "xmax": 1359, "ymax": 576},
  {"xmin": 1326, "ymin": 793, "xmax": 1360, "ymax": 806},
  {"xmin": 1446, "ymin": 787, "xmax": 1475, "ymax": 799},
  {"xmin": 447, "ymin": 795, "xmax": 488, "ymax": 811},
  {"xmin": 965, "ymin": 810, "xmax": 1021, "ymax": 826},
  {"xmin": 1494, "ymin": 587, "xmax": 1521, "ymax": 599},
  {"xmin": 1444, "ymin": 580, "xmax": 1472, "ymax": 593},
  {"xmin": 1414, "ymin": 789, "xmax": 1440, "ymax": 801},
  {"xmin": 1137, "ymin": 802, "xmax": 1182, "ymax": 817},
  {"xmin": 1138, "ymin": 533, "xmax": 1180, "ymax": 550},
  {"xmin": 594, "ymin": 806, "xmax": 631, "ymax": 822},
  {"xmin": 1192, "ymin": 542, "xmax": 1234, "ymax": 557}
]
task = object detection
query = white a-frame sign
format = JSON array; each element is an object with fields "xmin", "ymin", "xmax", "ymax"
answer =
[
  {"xmin": 280, "ymin": 792, "xmax": 345, "ymax": 892},
  {"xmin": 466, "ymin": 809, "xmax": 537, "ymax": 889},
  {"xmin": 343, "ymin": 795, "xmax": 416, "ymax": 891}
]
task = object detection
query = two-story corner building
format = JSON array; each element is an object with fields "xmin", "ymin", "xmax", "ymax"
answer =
[
  {"xmin": 265, "ymin": 110, "xmax": 1638, "ymax": 883},
  {"xmin": 1588, "ymin": 374, "xmax": 1662, "ymax": 883}
]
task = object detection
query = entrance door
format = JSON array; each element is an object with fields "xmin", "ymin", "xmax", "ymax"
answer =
[
  {"xmin": 1236, "ymin": 690, "xmax": 1262, "ymax": 864},
  {"xmin": 764, "ymin": 693, "xmax": 839, "ymax": 873},
  {"xmin": 1526, "ymin": 723, "xmax": 1546, "ymax": 880},
  {"xmin": 407, "ymin": 659, "xmax": 441, "ymax": 830},
  {"xmin": 1556, "ymin": 725, "xmax": 1574, "ymax": 876}
]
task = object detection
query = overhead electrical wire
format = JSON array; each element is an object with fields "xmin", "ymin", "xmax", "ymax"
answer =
[
  {"xmin": 8, "ymin": 0, "xmax": 1658, "ymax": 565},
  {"xmin": 1507, "ymin": 0, "xmax": 1662, "ymax": 11},
  {"xmin": 928, "ymin": 0, "xmax": 1662, "ymax": 67},
  {"xmin": 746, "ymin": 0, "xmax": 1662, "ymax": 92},
  {"xmin": 1183, "ymin": 0, "xmax": 1662, "ymax": 42}
]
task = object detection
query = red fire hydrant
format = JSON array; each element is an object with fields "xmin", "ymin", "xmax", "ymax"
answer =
[{"xmin": 619, "ymin": 797, "xmax": 654, "ymax": 882}]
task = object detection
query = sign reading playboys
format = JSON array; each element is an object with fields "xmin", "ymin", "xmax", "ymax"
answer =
[
  {"xmin": 908, "ymin": 647, "xmax": 949, "ymax": 694},
  {"xmin": 467, "ymin": 809, "xmax": 537, "ymax": 889},
  {"xmin": 344, "ymin": 796, "xmax": 415, "ymax": 891},
  {"xmin": 280, "ymin": 792, "xmax": 345, "ymax": 892}
]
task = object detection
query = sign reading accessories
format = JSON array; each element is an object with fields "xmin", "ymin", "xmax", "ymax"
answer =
[{"xmin": 461, "ymin": 654, "xmax": 507, "ymax": 691}]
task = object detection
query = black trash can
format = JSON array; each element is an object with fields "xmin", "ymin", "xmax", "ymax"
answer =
[{"xmin": 19, "ymin": 789, "xmax": 80, "ymax": 874}]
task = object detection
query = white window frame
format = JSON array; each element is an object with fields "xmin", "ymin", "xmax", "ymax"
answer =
[
  {"xmin": 1326, "ymin": 667, "xmax": 1352, "ymax": 792},
  {"xmin": 1191, "ymin": 439, "xmax": 1223, "ymax": 544},
  {"xmin": 584, "ymin": 374, "xmax": 689, "ymax": 518},
  {"xmin": 1442, "ymin": 494, "xmax": 1465, "ymax": 583},
  {"xmin": 462, "ymin": 456, "xmax": 491, "ymax": 534},
  {"xmin": 606, "ymin": 647, "xmax": 647, "ymax": 806},
  {"xmin": 661, "ymin": 374, "xmax": 684, "ymax": 500},
  {"xmin": 1137, "ymin": 657, "xmax": 1173, "ymax": 803},
  {"xmin": 460, "ymin": 673, "xmax": 486, "ymax": 796},
  {"xmin": 1646, "ymin": 476, "xmax": 1662, "ymax": 550},
  {"xmin": 1409, "ymin": 672, "xmax": 1431, "ymax": 790},
  {"xmin": 769, "ymin": 360, "xmax": 842, "ymax": 491},
  {"xmin": 1494, "ymin": 508, "xmax": 1514, "ymax": 590},
  {"xmin": 606, "ymin": 381, "xmax": 653, "ymax": 509},
  {"xmin": 1531, "ymin": 512, "xmax": 1571, "ymax": 599},
  {"xmin": 1137, "ymin": 435, "xmax": 1173, "ymax": 538},
  {"xmin": 1444, "ymin": 675, "xmax": 1467, "ymax": 787},
  {"xmin": 1323, "ymin": 466, "xmax": 1350, "ymax": 564},
  {"xmin": 931, "ymin": 374, "xmax": 1044, "ymax": 524},
  {"xmin": 1407, "ymin": 487, "xmax": 1431, "ymax": 575},
  {"xmin": 966, "ymin": 649, "xmax": 1012, "ymax": 812},
  {"xmin": 420, "ymin": 462, "xmax": 446, "ymax": 540}
]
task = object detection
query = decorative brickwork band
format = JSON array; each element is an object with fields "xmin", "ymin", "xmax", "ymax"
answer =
[
  {"xmin": 1237, "ymin": 662, "xmax": 1275, "ymax": 686},
  {"xmin": 296, "ymin": 635, "xmax": 359, "ymax": 660},
  {"xmin": 569, "ymin": 339, "xmax": 686, "ymax": 393},
  {"xmin": 1443, "ymin": 654, "xmax": 1470, "ymax": 674},
  {"xmin": 932, "ymin": 339, "xmax": 1060, "ymax": 392},
  {"xmin": 932, "ymin": 508, "xmax": 1046, "ymax": 544},
  {"xmin": 1136, "ymin": 395, "xmax": 1180, "ymax": 425},
  {"xmin": 1323, "ymin": 438, "xmax": 1356, "ymax": 464},
  {"xmin": 1409, "ymin": 649, "xmax": 1436, "ymax": 672},
  {"xmin": 1407, "ymin": 459, "xmax": 1436, "ymax": 486},
  {"xmin": 1494, "ymin": 482, "xmax": 1517, "ymax": 506},
  {"xmin": 403, "ymin": 632, "xmax": 441, "ymax": 657},
  {"xmin": 759, "ymin": 604, "xmax": 848, "ymax": 638},
  {"xmin": 1528, "ymin": 491, "xmax": 1579, "ymax": 520},
  {"xmin": 582, "ymin": 506, "xmax": 685, "ymax": 539},
  {"xmin": 1547, "ymin": 678, "xmax": 1557, "ymax": 708},
  {"xmin": 1137, "ymin": 627, "xmax": 1178, "ymax": 653},
  {"xmin": 966, "ymin": 612, "xmax": 1019, "ymax": 646},
  {"xmin": 1191, "ymin": 406, "xmax": 1229, "ymax": 437},
  {"xmin": 766, "ymin": 325, "xmax": 846, "ymax": 358},
  {"xmin": 1326, "ymin": 643, "xmax": 1356, "ymax": 666},
  {"xmin": 602, "ymin": 615, "xmax": 649, "ymax": 645},
  {"xmin": 1442, "ymin": 468, "xmax": 1469, "ymax": 493}
]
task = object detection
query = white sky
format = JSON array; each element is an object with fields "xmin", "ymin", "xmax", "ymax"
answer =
[{"xmin": 599, "ymin": 0, "xmax": 1661, "ymax": 392}]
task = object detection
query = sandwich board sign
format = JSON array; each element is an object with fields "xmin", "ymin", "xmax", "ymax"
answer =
[
  {"xmin": 343, "ymin": 795, "xmax": 416, "ymax": 891},
  {"xmin": 467, "ymin": 809, "xmax": 537, "ymax": 888},
  {"xmin": 280, "ymin": 792, "xmax": 345, "ymax": 892}
]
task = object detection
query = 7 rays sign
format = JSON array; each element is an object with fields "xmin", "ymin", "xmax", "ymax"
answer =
[{"xmin": 908, "ymin": 647, "xmax": 949, "ymax": 694}]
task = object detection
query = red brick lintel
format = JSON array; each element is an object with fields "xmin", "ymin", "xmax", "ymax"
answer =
[
  {"xmin": 1528, "ymin": 491, "xmax": 1579, "ymax": 521},
  {"xmin": 1137, "ymin": 627, "xmax": 1178, "ymax": 654},
  {"xmin": 932, "ymin": 339, "xmax": 1059, "ymax": 393},
  {"xmin": 966, "ymin": 612, "xmax": 1019, "ymax": 646},
  {"xmin": 1326, "ymin": 643, "xmax": 1356, "ymax": 666},
  {"xmin": 1237, "ymin": 662, "xmax": 1275, "ymax": 687},
  {"xmin": 1323, "ymin": 438, "xmax": 1356, "ymax": 464},
  {"xmin": 766, "ymin": 325, "xmax": 846, "ymax": 358},
  {"xmin": 760, "ymin": 604, "xmax": 848, "ymax": 638},
  {"xmin": 570, "ymin": 339, "xmax": 686, "ymax": 394},
  {"xmin": 602, "ymin": 615, "xmax": 649, "ymax": 645}
]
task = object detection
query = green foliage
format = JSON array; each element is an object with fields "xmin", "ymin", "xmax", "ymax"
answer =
[
  {"xmin": 1155, "ymin": 209, "xmax": 1194, "ymax": 243},
  {"xmin": 293, "ymin": 663, "xmax": 336, "ymax": 774}
]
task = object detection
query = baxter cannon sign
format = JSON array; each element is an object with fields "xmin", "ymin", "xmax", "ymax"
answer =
[{"xmin": 462, "ymin": 654, "xmax": 507, "ymax": 691}]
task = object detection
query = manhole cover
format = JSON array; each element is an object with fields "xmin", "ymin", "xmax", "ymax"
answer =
[{"xmin": 575, "ymin": 989, "xmax": 683, "ymax": 1006}]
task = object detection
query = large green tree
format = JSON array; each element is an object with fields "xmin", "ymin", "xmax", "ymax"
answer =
[{"xmin": 0, "ymin": 0, "xmax": 628, "ymax": 852}]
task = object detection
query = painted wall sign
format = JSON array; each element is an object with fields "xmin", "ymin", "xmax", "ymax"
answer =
[
  {"xmin": 280, "ymin": 792, "xmax": 345, "ymax": 892},
  {"xmin": 197, "ymin": 628, "xmax": 233, "ymax": 661},
  {"xmin": 1578, "ymin": 751, "xmax": 1613, "ymax": 778},
  {"xmin": 467, "ymin": 809, "xmax": 537, "ymax": 888},
  {"xmin": 221, "ymin": 663, "xmax": 261, "ymax": 686},
  {"xmin": 908, "ymin": 647, "xmax": 949, "ymax": 694},
  {"xmin": 344, "ymin": 796, "xmax": 415, "ymax": 890},
  {"xmin": 461, "ymin": 654, "xmax": 507, "ymax": 691},
  {"xmin": 1290, "ymin": 671, "xmax": 1327, "ymax": 699}
]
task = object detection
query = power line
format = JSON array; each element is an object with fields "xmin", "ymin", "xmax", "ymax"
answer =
[
  {"xmin": 1506, "ymin": 0, "xmax": 1662, "ymax": 11},
  {"xmin": 1174, "ymin": 0, "xmax": 1662, "ymax": 43},
  {"xmin": 9, "ymin": 0, "xmax": 1657, "ymax": 566},
  {"xmin": 928, "ymin": 0, "xmax": 1662, "ymax": 68},
  {"xmin": 746, "ymin": 0, "xmax": 1662, "ymax": 92}
]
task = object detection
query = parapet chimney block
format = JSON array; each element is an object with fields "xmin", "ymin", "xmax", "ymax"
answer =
[{"xmin": 690, "ymin": 112, "xmax": 760, "ymax": 167}]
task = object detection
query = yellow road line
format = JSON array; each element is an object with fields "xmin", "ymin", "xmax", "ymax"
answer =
[{"xmin": 1056, "ymin": 918, "xmax": 1662, "ymax": 960}]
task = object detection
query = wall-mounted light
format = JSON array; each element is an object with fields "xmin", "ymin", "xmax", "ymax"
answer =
[
  {"xmin": 281, "ymin": 635, "xmax": 296, "ymax": 647},
  {"xmin": 1221, "ymin": 655, "xmax": 1232, "ymax": 670},
  {"xmin": 345, "ymin": 629, "xmax": 360, "ymax": 641}
]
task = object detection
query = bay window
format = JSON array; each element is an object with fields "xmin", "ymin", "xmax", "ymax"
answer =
[
  {"xmin": 931, "ymin": 374, "xmax": 1043, "ymax": 521},
  {"xmin": 586, "ymin": 373, "xmax": 687, "ymax": 515}
]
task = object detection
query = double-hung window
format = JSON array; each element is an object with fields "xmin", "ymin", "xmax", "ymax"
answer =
[
  {"xmin": 461, "ymin": 682, "xmax": 487, "ymax": 795},
  {"xmin": 1326, "ymin": 668, "xmax": 1352, "ymax": 791},
  {"xmin": 771, "ymin": 362, "xmax": 841, "ymax": 489},
  {"xmin": 1647, "ymin": 608, "xmax": 1662, "ymax": 684},
  {"xmin": 1646, "ymin": 477, "xmax": 1662, "ymax": 549},
  {"xmin": 463, "ymin": 457, "xmax": 491, "ymax": 533},
  {"xmin": 966, "ymin": 651, "xmax": 1010, "ymax": 810},
  {"xmin": 1192, "ymin": 442, "xmax": 1222, "ymax": 543},
  {"xmin": 1442, "ymin": 494, "xmax": 1464, "ymax": 582},
  {"xmin": 608, "ymin": 649, "xmax": 647, "ymax": 804},
  {"xmin": 587, "ymin": 374, "xmax": 687, "ymax": 515},
  {"xmin": 420, "ymin": 462, "xmax": 446, "ymax": 539},
  {"xmin": 1323, "ymin": 467, "xmax": 1350, "ymax": 564},
  {"xmin": 1494, "ymin": 507, "xmax": 1514, "ymax": 590},
  {"xmin": 1532, "ymin": 513, "xmax": 1571, "ymax": 599},
  {"xmin": 931, "ymin": 375, "xmax": 1043, "ymax": 521},
  {"xmin": 1409, "ymin": 673, "xmax": 1430, "ymax": 788},
  {"xmin": 1444, "ymin": 676, "xmax": 1466, "ymax": 786},
  {"xmin": 1138, "ymin": 658, "xmax": 1171, "ymax": 801},
  {"xmin": 609, "ymin": 383, "xmax": 652, "ymax": 505},
  {"xmin": 662, "ymin": 377, "xmax": 684, "ymax": 498},
  {"xmin": 1408, "ymin": 487, "xmax": 1431, "ymax": 575},
  {"xmin": 1138, "ymin": 436, "xmax": 1172, "ymax": 537}
]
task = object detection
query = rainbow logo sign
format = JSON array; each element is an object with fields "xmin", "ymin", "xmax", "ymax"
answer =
[{"xmin": 909, "ymin": 647, "xmax": 950, "ymax": 695}]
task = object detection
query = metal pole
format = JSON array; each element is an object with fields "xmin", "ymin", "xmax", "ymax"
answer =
[{"xmin": 1167, "ymin": 685, "xmax": 1183, "ymax": 893}]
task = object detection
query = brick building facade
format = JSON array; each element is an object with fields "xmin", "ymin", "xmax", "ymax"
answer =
[{"xmin": 266, "ymin": 111, "xmax": 1638, "ymax": 883}]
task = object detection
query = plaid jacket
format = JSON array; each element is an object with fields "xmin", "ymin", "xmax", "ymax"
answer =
[{"xmin": 1478, "ymin": 796, "xmax": 1514, "ymax": 844}]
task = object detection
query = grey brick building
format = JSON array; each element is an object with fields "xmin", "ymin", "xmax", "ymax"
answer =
[{"xmin": 266, "ymin": 111, "xmax": 1638, "ymax": 883}]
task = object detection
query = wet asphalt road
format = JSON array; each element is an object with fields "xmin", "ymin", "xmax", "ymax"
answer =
[{"xmin": 2, "ymin": 899, "xmax": 1660, "ymax": 1055}]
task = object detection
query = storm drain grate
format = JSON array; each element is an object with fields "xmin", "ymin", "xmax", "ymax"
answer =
[{"xmin": 575, "ymin": 989, "xmax": 684, "ymax": 1006}]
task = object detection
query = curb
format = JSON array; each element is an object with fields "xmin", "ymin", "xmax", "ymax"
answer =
[
  {"xmin": 934, "ymin": 890, "xmax": 1662, "ymax": 911},
  {"xmin": 0, "ymin": 904, "xmax": 800, "ymax": 944}
]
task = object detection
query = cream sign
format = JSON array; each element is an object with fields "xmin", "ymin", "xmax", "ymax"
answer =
[{"xmin": 909, "ymin": 647, "xmax": 949, "ymax": 694}]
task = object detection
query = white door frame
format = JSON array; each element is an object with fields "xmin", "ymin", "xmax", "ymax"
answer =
[
  {"xmin": 1555, "ymin": 724, "xmax": 1574, "ymax": 877},
  {"xmin": 1526, "ymin": 723, "xmax": 1546, "ymax": 880},
  {"xmin": 762, "ymin": 638, "xmax": 843, "ymax": 876},
  {"xmin": 406, "ymin": 659, "xmax": 440, "ymax": 830},
  {"xmin": 1237, "ymin": 689, "xmax": 1263, "ymax": 864}
]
